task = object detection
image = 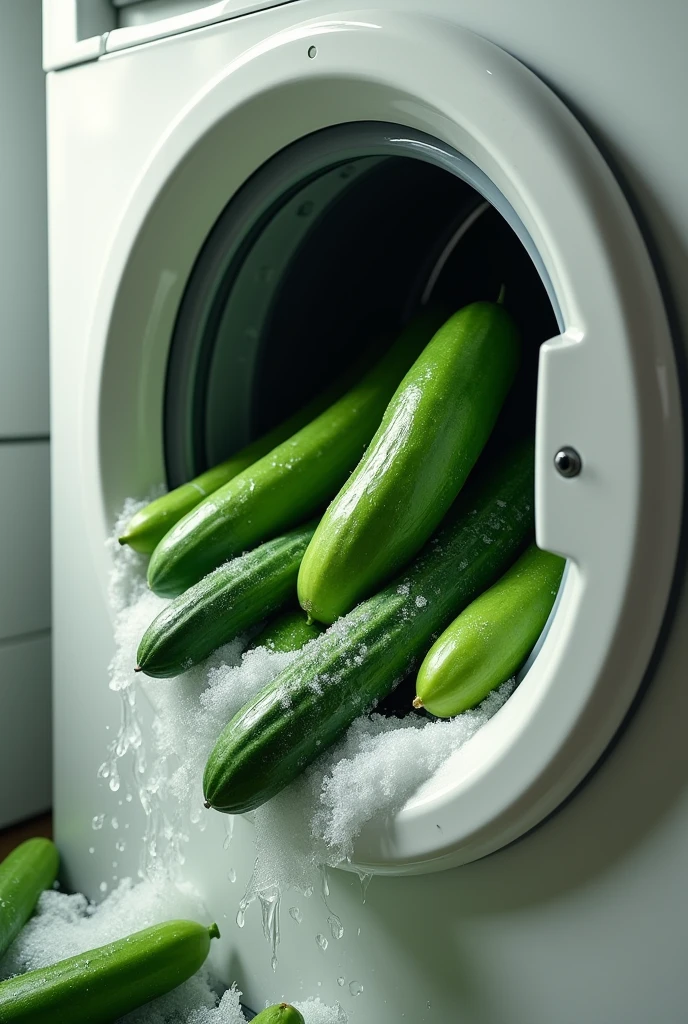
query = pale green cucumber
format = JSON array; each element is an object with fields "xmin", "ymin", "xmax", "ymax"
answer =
[
  {"xmin": 247, "ymin": 607, "xmax": 325, "ymax": 654},
  {"xmin": 298, "ymin": 301, "xmax": 520, "ymax": 624},
  {"xmin": 147, "ymin": 311, "xmax": 446, "ymax": 598},
  {"xmin": 137, "ymin": 522, "xmax": 317, "ymax": 678},
  {"xmin": 203, "ymin": 438, "xmax": 534, "ymax": 814},
  {"xmin": 0, "ymin": 839, "xmax": 59, "ymax": 960},
  {"xmin": 252, "ymin": 1004, "xmax": 305, "ymax": 1024},
  {"xmin": 118, "ymin": 344, "xmax": 386, "ymax": 555},
  {"xmin": 415, "ymin": 543, "xmax": 565, "ymax": 717},
  {"xmin": 0, "ymin": 920, "xmax": 218, "ymax": 1023}
]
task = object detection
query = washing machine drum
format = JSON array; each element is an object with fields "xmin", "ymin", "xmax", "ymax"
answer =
[{"xmin": 89, "ymin": 15, "xmax": 682, "ymax": 873}]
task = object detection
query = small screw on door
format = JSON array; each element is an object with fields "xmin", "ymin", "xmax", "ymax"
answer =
[{"xmin": 554, "ymin": 447, "xmax": 582, "ymax": 478}]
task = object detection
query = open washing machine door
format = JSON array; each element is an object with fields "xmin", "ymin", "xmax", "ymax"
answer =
[{"xmin": 84, "ymin": 12, "xmax": 683, "ymax": 875}]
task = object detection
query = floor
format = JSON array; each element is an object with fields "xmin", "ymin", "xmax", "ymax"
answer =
[{"xmin": 0, "ymin": 812, "xmax": 52, "ymax": 860}]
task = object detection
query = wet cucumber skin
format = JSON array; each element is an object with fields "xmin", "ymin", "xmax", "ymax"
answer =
[
  {"xmin": 247, "ymin": 607, "xmax": 325, "ymax": 654},
  {"xmin": 0, "ymin": 839, "xmax": 59, "ymax": 960},
  {"xmin": 147, "ymin": 312, "xmax": 445, "ymax": 598},
  {"xmin": 252, "ymin": 1004, "xmax": 305, "ymax": 1024},
  {"xmin": 416, "ymin": 543, "xmax": 565, "ymax": 717},
  {"xmin": 203, "ymin": 439, "xmax": 534, "ymax": 814},
  {"xmin": 118, "ymin": 351, "xmax": 377, "ymax": 555},
  {"xmin": 298, "ymin": 301, "xmax": 520, "ymax": 624},
  {"xmin": 137, "ymin": 522, "xmax": 317, "ymax": 678},
  {"xmin": 0, "ymin": 920, "xmax": 218, "ymax": 1023}
]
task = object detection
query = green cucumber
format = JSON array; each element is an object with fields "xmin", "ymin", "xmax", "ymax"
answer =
[
  {"xmin": 247, "ymin": 607, "xmax": 325, "ymax": 654},
  {"xmin": 298, "ymin": 301, "xmax": 520, "ymax": 624},
  {"xmin": 252, "ymin": 1004, "xmax": 305, "ymax": 1024},
  {"xmin": 147, "ymin": 311, "xmax": 446, "ymax": 598},
  {"xmin": 137, "ymin": 522, "xmax": 317, "ymax": 678},
  {"xmin": 415, "ymin": 543, "xmax": 565, "ymax": 717},
  {"xmin": 0, "ymin": 919, "xmax": 218, "ymax": 1023},
  {"xmin": 203, "ymin": 438, "xmax": 534, "ymax": 814},
  {"xmin": 118, "ymin": 343, "xmax": 387, "ymax": 555},
  {"xmin": 0, "ymin": 839, "xmax": 59, "ymax": 960}
]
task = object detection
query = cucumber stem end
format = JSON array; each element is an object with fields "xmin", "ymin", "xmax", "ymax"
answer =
[
  {"xmin": 209, "ymin": 922, "xmax": 221, "ymax": 940},
  {"xmin": 412, "ymin": 696, "xmax": 424, "ymax": 709}
]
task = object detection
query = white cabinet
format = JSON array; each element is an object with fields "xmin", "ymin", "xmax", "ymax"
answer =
[
  {"xmin": 0, "ymin": 0, "xmax": 52, "ymax": 829},
  {"xmin": 0, "ymin": 0, "xmax": 48, "ymax": 439},
  {"xmin": 0, "ymin": 444, "xmax": 50, "ymax": 643},
  {"xmin": 0, "ymin": 634, "xmax": 51, "ymax": 827}
]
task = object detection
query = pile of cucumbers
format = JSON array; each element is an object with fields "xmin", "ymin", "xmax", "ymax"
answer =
[
  {"xmin": 0, "ymin": 837, "xmax": 303, "ymax": 1022},
  {"xmin": 125, "ymin": 299, "xmax": 564, "ymax": 815}
]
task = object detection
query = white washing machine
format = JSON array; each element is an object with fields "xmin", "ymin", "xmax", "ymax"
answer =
[{"xmin": 46, "ymin": 1, "xmax": 688, "ymax": 1020}]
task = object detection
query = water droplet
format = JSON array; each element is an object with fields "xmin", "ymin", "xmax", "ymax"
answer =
[
  {"xmin": 99, "ymin": 881, "xmax": 108, "ymax": 893},
  {"xmin": 259, "ymin": 888, "xmax": 281, "ymax": 970},
  {"xmin": 227, "ymin": 867, "xmax": 236, "ymax": 883},
  {"xmin": 111, "ymin": 817, "xmax": 119, "ymax": 830},
  {"xmin": 289, "ymin": 907, "xmax": 302, "ymax": 924},
  {"xmin": 349, "ymin": 980, "xmax": 363, "ymax": 997},
  {"xmin": 337, "ymin": 976, "xmax": 346, "ymax": 987},
  {"xmin": 223, "ymin": 818, "xmax": 235, "ymax": 850},
  {"xmin": 236, "ymin": 908, "xmax": 245, "ymax": 928},
  {"xmin": 303, "ymin": 886, "xmax": 314, "ymax": 898},
  {"xmin": 112, "ymin": 861, "xmax": 118, "ymax": 868},
  {"xmin": 91, "ymin": 814, "xmax": 105, "ymax": 831},
  {"xmin": 108, "ymin": 776, "xmax": 120, "ymax": 792},
  {"xmin": 357, "ymin": 871, "xmax": 373, "ymax": 904},
  {"xmin": 357, "ymin": 926, "xmax": 361, "ymax": 937},
  {"xmin": 125, "ymin": 793, "xmax": 133, "ymax": 803},
  {"xmin": 328, "ymin": 914, "xmax": 344, "ymax": 940},
  {"xmin": 115, "ymin": 840, "xmax": 126, "ymax": 852},
  {"xmin": 316, "ymin": 933, "xmax": 328, "ymax": 951},
  {"xmin": 88, "ymin": 847, "xmax": 95, "ymax": 855}
]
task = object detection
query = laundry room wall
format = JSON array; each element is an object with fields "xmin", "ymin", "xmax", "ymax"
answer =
[{"xmin": 0, "ymin": 0, "xmax": 51, "ymax": 828}]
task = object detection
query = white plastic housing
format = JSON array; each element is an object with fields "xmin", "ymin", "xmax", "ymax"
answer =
[{"xmin": 83, "ymin": 13, "xmax": 682, "ymax": 873}]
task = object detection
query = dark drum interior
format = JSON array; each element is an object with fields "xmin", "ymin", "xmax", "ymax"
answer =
[{"xmin": 164, "ymin": 123, "xmax": 559, "ymax": 487}]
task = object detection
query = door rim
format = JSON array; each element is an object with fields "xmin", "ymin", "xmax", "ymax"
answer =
[{"xmin": 83, "ymin": 11, "xmax": 683, "ymax": 873}]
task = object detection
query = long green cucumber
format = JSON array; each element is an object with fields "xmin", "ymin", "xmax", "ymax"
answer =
[
  {"xmin": 118, "ymin": 341, "xmax": 388, "ymax": 555},
  {"xmin": 247, "ymin": 606, "xmax": 325, "ymax": 654},
  {"xmin": 203, "ymin": 439, "xmax": 534, "ymax": 814},
  {"xmin": 137, "ymin": 522, "xmax": 317, "ymax": 678},
  {"xmin": 253, "ymin": 1004, "xmax": 305, "ymax": 1024},
  {"xmin": 147, "ymin": 311, "xmax": 446, "ymax": 598},
  {"xmin": 298, "ymin": 301, "xmax": 520, "ymax": 623},
  {"xmin": 0, "ymin": 839, "xmax": 59, "ymax": 960},
  {"xmin": 0, "ymin": 919, "xmax": 218, "ymax": 1023},
  {"xmin": 415, "ymin": 543, "xmax": 565, "ymax": 717}
]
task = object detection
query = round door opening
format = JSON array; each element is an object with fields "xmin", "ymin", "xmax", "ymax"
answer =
[
  {"xmin": 164, "ymin": 124, "xmax": 560, "ymax": 485},
  {"xmin": 160, "ymin": 123, "xmax": 571, "ymax": 862},
  {"xmin": 93, "ymin": 24, "xmax": 681, "ymax": 873}
]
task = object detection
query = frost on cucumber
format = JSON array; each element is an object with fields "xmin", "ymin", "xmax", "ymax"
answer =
[
  {"xmin": 297, "ymin": 301, "xmax": 521, "ymax": 623},
  {"xmin": 136, "ymin": 522, "xmax": 316, "ymax": 678},
  {"xmin": 0, "ymin": 838, "xmax": 59, "ymax": 960},
  {"xmin": 204, "ymin": 439, "xmax": 535, "ymax": 814},
  {"xmin": 252, "ymin": 1003, "xmax": 305, "ymax": 1024},
  {"xmin": 415, "ymin": 542, "xmax": 565, "ymax": 717},
  {"xmin": 147, "ymin": 311, "xmax": 445, "ymax": 598},
  {"xmin": 0, "ymin": 919, "xmax": 218, "ymax": 1024}
]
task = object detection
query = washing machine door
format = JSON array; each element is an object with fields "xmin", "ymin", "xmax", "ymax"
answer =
[{"xmin": 85, "ymin": 12, "xmax": 683, "ymax": 874}]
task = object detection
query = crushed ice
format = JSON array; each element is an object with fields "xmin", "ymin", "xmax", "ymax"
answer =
[{"xmin": 103, "ymin": 497, "xmax": 514, "ymax": 934}]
